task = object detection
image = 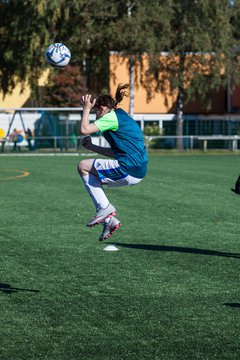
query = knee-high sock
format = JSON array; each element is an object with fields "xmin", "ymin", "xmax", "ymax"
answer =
[{"xmin": 81, "ymin": 173, "xmax": 109, "ymax": 210}]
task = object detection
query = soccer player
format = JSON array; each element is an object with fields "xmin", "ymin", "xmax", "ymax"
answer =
[
  {"xmin": 77, "ymin": 83, "xmax": 148, "ymax": 241},
  {"xmin": 231, "ymin": 175, "xmax": 240, "ymax": 195}
]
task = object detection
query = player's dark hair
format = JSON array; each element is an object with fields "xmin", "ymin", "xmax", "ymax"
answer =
[{"xmin": 95, "ymin": 83, "xmax": 129, "ymax": 110}]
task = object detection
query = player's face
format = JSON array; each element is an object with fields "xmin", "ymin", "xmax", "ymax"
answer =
[
  {"xmin": 95, "ymin": 106, "xmax": 102, "ymax": 119},
  {"xmin": 95, "ymin": 106, "xmax": 109, "ymax": 119}
]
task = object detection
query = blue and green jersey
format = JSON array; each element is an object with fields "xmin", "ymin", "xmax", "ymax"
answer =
[{"xmin": 94, "ymin": 108, "xmax": 148, "ymax": 178}]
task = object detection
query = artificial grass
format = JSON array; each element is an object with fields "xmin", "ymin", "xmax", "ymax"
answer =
[{"xmin": 0, "ymin": 154, "xmax": 239, "ymax": 359}]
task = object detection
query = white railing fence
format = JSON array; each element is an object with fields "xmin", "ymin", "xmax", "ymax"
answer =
[
  {"xmin": 1, "ymin": 135, "xmax": 240, "ymax": 154},
  {"xmin": 146, "ymin": 135, "xmax": 240, "ymax": 152}
]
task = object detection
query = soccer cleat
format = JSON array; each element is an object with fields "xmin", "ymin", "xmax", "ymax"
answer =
[
  {"xmin": 87, "ymin": 203, "xmax": 116, "ymax": 227},
  {"xmin": 99, "ymin": 216, "xmax": 121, "ymax": 241},
  {"xmin": 231, "ymin": 175, "xmax": 240, "ymax": 195}
]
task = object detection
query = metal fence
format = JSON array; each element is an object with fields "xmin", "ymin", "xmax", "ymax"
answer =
[
  {"xmin": 1, "ymin": 108, "xmax": 240, "ymax": 154},
  {"xmin": 146, "ymin": 135, "xmax": 240, "ymax": 151},
  {"xmin": 1, "ymin": 135, "xmax": 240, "ymax": 154}
]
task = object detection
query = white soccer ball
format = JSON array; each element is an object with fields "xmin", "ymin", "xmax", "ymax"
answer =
[{"xmin": 45, "ymin": 43, "xmax": 71, "ymax": 67}]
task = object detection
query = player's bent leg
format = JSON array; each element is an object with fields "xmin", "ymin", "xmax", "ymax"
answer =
[
  {"xmin": 77, "ymin": 159, "xmax": 98, "ymax": 177},
  {"xmin": 77, "ymin": 158, "xmax": 116, "ymax": 226},
  {"xmin": 93, "ymin": 159, "xmax": 143, "ymax": 188}
]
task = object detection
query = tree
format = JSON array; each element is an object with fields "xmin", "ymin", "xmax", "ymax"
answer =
[
  {"xmin": 44, "ymin": 65, "xmax": 87, "ymax": 107},
  {"xmin": 0, "ymin": 0, "xmax": 173, "ymax": 109},
  {"xmin": 147, "ymin": 0, "xmax": 240, "ymax": 149},
  {"xmin": 0, "ymin": 0, "xmax": 123, "ymax": 100},
  {"xmin": 0, "ymin": 0, "xmax": 72, "ymax": 102}
]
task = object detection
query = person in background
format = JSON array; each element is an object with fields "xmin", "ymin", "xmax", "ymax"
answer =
[
  {"xmin": 12, "ymin": 129, "xmax": 20, "ymax": 151},
  {"xmin": 77, "ymin": 83, "xmax": 148, "ymax": 241},
  {"xmin": 26, "ymin": 128, "xmax": 33, "ymax": 151}
]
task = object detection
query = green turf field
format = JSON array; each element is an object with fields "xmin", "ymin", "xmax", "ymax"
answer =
[{"xmin": 0, "ymin": 154, "xmax": 239, "ymax": 360}]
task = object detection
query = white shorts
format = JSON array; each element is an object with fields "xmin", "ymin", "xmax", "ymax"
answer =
[{"xmin": 93, "ymin": 158, "xmax": 143, "ymax": 188}]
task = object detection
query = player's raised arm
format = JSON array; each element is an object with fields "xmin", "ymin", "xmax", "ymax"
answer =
[{"xmin": 80, "ymin": 94, "xmax": 99, "ymax": 135}]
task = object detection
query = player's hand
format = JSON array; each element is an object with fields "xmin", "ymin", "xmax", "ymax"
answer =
[
  {"xmin": 81, "ymin": 136, "xmax": 93, "ymax": 149},
  {"xmin": 231, "ymin": 175, "xmax": 240, "ymax": 195},
  {"xmin": 81, "ymin": 94, "xmax": 96, "ymax": 111}
]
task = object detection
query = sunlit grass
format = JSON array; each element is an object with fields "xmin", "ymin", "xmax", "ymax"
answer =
[{"xmin": 0, "ymin": 154, "xmax": 239, "ymax": 360}]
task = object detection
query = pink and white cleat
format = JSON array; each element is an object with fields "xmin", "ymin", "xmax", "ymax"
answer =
[{"xmin": 99, "ymin": 217, "xmax": 121, "ymax": 241}]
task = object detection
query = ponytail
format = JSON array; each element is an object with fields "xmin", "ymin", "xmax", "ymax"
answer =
[
  {"xmin": 114, "ymin": 83, "xmax": 129, "ymax": 107},
  {"xmin": 95, "ymin": 83, "xmax": 129, "ymax": 110}
]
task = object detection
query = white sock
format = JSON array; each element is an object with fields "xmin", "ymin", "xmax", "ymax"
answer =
[{"xmin": 81, "ymin": 173, "xmax": 109, "ymax": 210}]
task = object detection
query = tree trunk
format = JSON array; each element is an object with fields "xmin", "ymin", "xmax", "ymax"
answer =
[
  {"xmin": 86, "ymin": 53, "xmax": 92, "ymax": 92},
  {"xmin": 127, "ymin": 1, "xmax": 135, "ymax": 117},
  {"xmin": 34, "ymin": 84, "xmax": 40, "ymax": 107},
  {"xmin": 129, "ymin": 57, "xmax": 135, "ymax": 116},
  {"xmin": 176, "ymin": 56, "xmax": 184, "ymax": 151},
  {"xmin": 176, "ymin": 87, "xmax": 184, "ymax": 151}
]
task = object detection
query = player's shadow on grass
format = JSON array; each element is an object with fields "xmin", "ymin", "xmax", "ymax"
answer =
[
  {"xmin": 224, "ymin": 303, "xmax": 240, "ymax": 308},
  {"xmin": 113, "ymin": 243, "xmax": 240, "ymax": 259},
  {"xmin": 0, "ymin": 283, "xmax": 39, "ymax": 294}
]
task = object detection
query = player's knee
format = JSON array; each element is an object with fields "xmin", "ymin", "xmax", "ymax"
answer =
[{"xmin": 77, "ymin": 160, "xmax": 88, "ymax": 176}]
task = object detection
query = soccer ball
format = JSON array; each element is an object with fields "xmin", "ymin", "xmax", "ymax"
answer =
[{"xmin": 45, "ymin": 43, "xmax": 71, "ymax": 67}]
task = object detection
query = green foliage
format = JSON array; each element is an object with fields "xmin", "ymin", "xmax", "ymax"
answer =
[
  {"xmin": 108, "ymin": 1, "xmax": 173, "ymax": 55},
  {"xmin": 143, "ymin": 122, "xmax": 163, "ymax": 136},
  {"xmin": 0, "ymin": 0, "xmax": 76, "ymax": 101},
  {"xmin": 147, "ymin": 0, "xmax": 240, "ymax": 105},
  {"xmin": 143, "ymin": 123, "xmax": 168, "ymax": 149},
  {"xmin": 0, "ymin": 0, "xmax": 173, "ymax": 98}
]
